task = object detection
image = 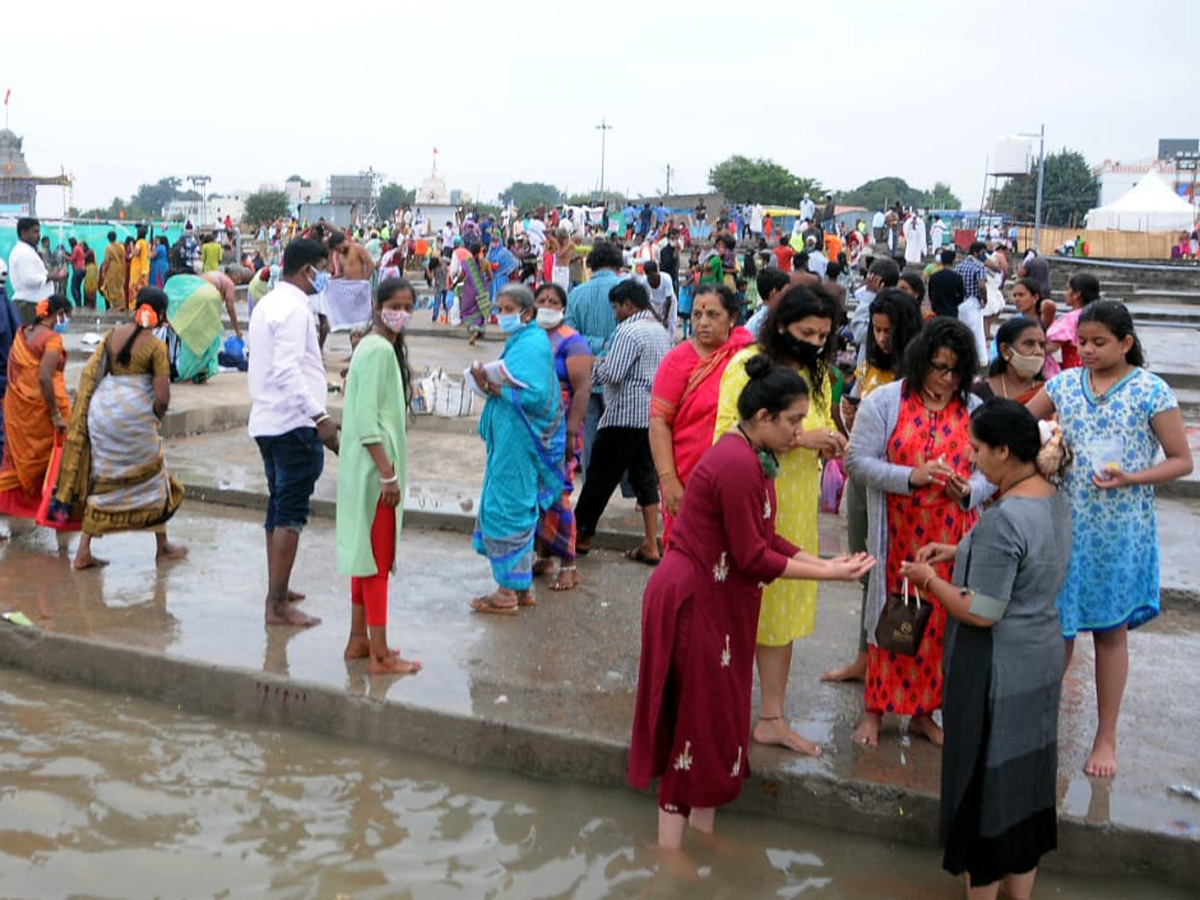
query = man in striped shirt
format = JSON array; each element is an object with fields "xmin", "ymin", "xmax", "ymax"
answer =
[{"xmin": 574, "ymin": 279, "xmax": 672, "ymax": 565}]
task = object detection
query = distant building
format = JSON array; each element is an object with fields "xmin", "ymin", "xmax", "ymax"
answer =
[{"xmin": 1095, "ymin": 138, "xmax": 1200, "ymax": 205}]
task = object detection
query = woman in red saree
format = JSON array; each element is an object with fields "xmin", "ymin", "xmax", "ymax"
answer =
[
  {"xmin": 630, "ymin": 355, "xmax": 874, "ymax": 852},
  {"xmin": 649, "ymin": 284, "xmax": 752, "ymax": 544},
  {"xmin": 0, "ymin": 295, "xmax": 72, "ymax": 520}
]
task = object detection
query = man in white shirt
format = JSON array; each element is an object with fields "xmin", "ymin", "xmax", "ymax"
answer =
[
  {"xmin": 750, "ymin": 202, "xmax": 765, "ymax": 238},
  {"xmin": 800, "ymin": 193, "xmax": 816, "ymax": 222},
  {"xmin": 902, "ymin": 213, "xmax": 927, "ymax": 266},
  {"xmin": 248, "ymin": 238, "xmax": 340, "ymax": 628},
  {"xmin": 635, "ymin": 260, "xmax": 677, "ymax": 337},
  {"xmin": 7, "ymin": 217, "xmax": 59, "ymax": 324}
]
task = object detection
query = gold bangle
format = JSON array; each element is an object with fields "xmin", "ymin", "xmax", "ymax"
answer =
[{"xmin": 658, "ymin": 469, "xmax": 676, "ymax": 478}]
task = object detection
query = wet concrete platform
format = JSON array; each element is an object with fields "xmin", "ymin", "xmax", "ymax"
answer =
[{"xmin": 1, "ymin": 501, "xmax": 1198, "ymax": 888}]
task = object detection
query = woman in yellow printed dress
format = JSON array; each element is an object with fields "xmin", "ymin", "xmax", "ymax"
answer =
[{"xmin": 715, "ymin": 284, "xmax": 845, "ymax": 756}]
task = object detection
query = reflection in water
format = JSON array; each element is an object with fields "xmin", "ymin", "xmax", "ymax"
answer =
[{"xmin": 0, "ymin": 671, "xmax": 1190, "ymax": 900}]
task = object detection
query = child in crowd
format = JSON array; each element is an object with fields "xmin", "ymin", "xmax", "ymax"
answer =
[{"xmin": 1028, "ymin": 301, "xmax": 1192, "ymax": 778}]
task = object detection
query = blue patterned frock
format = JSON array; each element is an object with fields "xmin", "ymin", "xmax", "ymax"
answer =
[{"xmin": 1045, "ymin": 366, "xmax": 1177, "ymax": 638}]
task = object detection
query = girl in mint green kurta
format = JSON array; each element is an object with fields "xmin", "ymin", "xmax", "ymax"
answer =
[{"xmin": 335, "ymin": 278, "xmax": 417, "ymax": 674}]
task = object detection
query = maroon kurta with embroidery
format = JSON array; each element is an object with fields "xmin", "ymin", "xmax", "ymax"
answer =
[{"xmin": 629, "ymin": 432, "xmax": 799, "ymax": 810}]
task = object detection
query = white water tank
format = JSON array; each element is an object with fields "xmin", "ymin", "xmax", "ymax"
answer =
[{"xmin": 993, "ymin": 137, "xmax": 1033, "ymax": 176}]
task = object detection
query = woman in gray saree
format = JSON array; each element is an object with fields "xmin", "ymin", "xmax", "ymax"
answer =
[{"xmin": 900, "ymin": 398, "xmax": 1070, "ymax": 900}]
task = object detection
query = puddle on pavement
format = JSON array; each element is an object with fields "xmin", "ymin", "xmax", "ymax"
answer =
[{"xmin": 0, "ymin": 671, "xmax": 1190, "ymax": 900}]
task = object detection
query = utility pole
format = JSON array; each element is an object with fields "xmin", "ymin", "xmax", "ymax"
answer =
[
  {"xmin": 664, "ymin": 164, "xmax": 673, "ymax": 197},
  {"xmin": 1033, "ymin": 124, "xmax": 1046, "ymax": 252},
  {"xmin": 595, "ymin": 118, "xmax": 613, "ymax": 202}
]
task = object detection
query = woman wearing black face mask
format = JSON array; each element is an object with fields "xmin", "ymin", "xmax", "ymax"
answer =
[{"xmin": 713, "ymin": 284, "xmax": 846, "ymax": 758}]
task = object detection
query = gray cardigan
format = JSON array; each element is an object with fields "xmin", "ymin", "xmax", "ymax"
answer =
[{"xmin": 844, "ymin": 380, "xmax": 995, "ymax": 646}]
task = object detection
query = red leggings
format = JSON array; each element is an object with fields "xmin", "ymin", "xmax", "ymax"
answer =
[{"xmin": 351, "ymin": 499, "xmax": 396, "ymax": 627}]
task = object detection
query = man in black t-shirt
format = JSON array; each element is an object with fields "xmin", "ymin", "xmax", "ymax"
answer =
[{"xmin": 927, "ymin": 248, "xmax": 966, "ymax": 318}]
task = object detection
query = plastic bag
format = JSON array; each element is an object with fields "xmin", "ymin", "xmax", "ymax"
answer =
[
  {"xmin": 36, "ymin": 439, "xmax": 82, "ymax": 532},
  {"xmin": 819, "ymin": 458, "xmax": 846, "ymax": 514}
]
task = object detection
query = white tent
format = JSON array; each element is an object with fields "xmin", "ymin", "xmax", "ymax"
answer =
[{"xmin": 1085, "ymin": 169, "xmax": 1196, "ymax": 232}]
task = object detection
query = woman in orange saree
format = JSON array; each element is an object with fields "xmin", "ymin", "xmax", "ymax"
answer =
[{"xmin": 0, "ymin": 295, "xmax": 72, "ymax": 520}]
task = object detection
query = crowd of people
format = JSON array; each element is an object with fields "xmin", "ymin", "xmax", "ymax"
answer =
[{"xmin": 1, "ymin": 199, "xmax": 1193, "ymax": 899}]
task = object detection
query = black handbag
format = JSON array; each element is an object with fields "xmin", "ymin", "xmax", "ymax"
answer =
[{"xmin": 875, "ymin": 577, "xmax": 933, "ymax": 657}]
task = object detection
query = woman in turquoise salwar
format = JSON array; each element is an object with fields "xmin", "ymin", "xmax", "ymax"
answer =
[
  {"xmin": 469, "ymin": 283, "xmax": 565, "ymax": 615},
  {"xmin": 335, "ymin": 278, "xmax": 420, "ymax": 675}
]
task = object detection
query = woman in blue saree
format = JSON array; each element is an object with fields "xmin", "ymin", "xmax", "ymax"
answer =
[{"xmin": 469, "ymin": 283, "xmax": 565, "ymax": 614}]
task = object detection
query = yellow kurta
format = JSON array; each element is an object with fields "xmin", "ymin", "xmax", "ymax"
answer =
[{"xmin": 715, "ymin": 346, "xmax": 833, "ymax": 646}]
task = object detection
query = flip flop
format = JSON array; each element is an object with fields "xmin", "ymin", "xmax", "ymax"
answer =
[
  {"xmin": 470, "ymin": 595, "xmax": 519, "ymax": 616},
  {"xmin": 625, "ymin": 548, "xmax": 661, "ymax": 567}
]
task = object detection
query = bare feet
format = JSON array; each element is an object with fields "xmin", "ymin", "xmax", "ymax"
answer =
[
  {"xmin": 286, "ymin": 590, "xmax": 306, "ymax": 603},
  {"xmin": 343, "ymin": 634, "xmax": 371, "ymax": 660},
  {"xmin": 532, "ymin": 557, "xmax": 555, "ymax": 576},
  {"xmin": 73, "ymin": 553, "xmax": 110, "ymax": 570},
  {"xmin": 517, "ymin": 589, "xmax": 537, "ymax": 607},
  {"xmin": 1084, "ymin": 738, "xmax": 1117, "ymax": 777},
  {"xmin": 368, "ymin": 655, "xmax": 421, "ymax": 676},
  {"xmin": 854, "ymin": 712, "xmax": 882, "ymax": 747},
  {"xmin": 156, "ymin": 543, "xmax": 189, "ymax": 562},
  {"xmin": 752, "ymin": 716, "xmax": 823, "ymax": 757},
  {"xmin": 266, "ymin": 602, "xmax": 322, "ymax": 627},
  {"xmin": 909, "ymin": 715, "xmax": 944, "ymax": 746},
  {"xmin": 468, "ymin": 333, "xmax": 479, "ymax": 347},
  {"xmin": 820, "ymin": 655, "xmax": 867, "ymax": 683},
  {"xmin": 548, "ymin": 566, "xmax": 580, "ymax": 591}
]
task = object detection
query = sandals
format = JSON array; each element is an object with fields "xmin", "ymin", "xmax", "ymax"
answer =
[
  {"xmin": 625, "ymin": 547, "xmax": 661, "ymax": 567},
  {"xmin": 470, "ymin": 594, "xmax": 519, "ymax": 616},
  {"xmin": 470, "ymin": 589, "xmax": 536, "ymax": 615}
]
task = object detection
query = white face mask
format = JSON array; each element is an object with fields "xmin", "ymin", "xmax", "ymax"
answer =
[{"xmin": 536, "ymin": 307, "xmax": 564, "ymax": 330}]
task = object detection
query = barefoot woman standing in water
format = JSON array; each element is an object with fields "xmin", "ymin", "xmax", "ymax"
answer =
[{"xmin": 336, "ymin": 278, "xmax": 421, "ymax": 675}]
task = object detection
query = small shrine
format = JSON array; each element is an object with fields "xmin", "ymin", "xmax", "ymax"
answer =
[{"xmin": 0, "ymin": 129, "xmax": 69, "ymax": 214}]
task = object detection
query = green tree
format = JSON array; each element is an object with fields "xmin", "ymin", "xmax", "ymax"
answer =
[
  {"xmin": 499, "ymin": 181, "xmax": 562, "ymax": 210},
  {"xmin": 376, "ymin": 183, "xmax": 416, "ymax": 221},
  {"xmin": 286, "ymin": 174, "xmax": 313, "ymax": 187},
  {"xmin": 129, "ymin": 177, "xmax": 184, "ymax": 218},
  {"xmin": 928, "ymin": 181, "xmax": 962, "ymax": 210},
  {"xmin": 707, "ymin": 156, "xmax": 821, "ymax": 205},
  {"xmin": 991, "ymin": 149, "xmax": 1098, "ymax": 227},
  {"xmin": 564, "ymin": 191, "xmax": 626, "ymax": 206},
  {"xmin": 242, "ymin": 190, "xmax": 291, "ymax": 225},
  {"xmin": 839, "ymin": 177, "xmax": 916, "ymax": 211}
]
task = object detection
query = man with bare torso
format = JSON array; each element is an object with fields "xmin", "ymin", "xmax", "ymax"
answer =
[{"xmin": 329, "ymin": 231, "xmax": 374, "ymax": 281}]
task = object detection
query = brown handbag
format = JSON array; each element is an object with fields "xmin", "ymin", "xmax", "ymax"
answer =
[{"xmin": 875, "ymin": 577, "xmax": 933, "ymax": 657}]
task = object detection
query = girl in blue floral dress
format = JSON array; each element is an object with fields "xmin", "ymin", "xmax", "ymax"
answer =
[{"xmin": 1028, "ymin": 302, "xmax": 1192, "ymax": 778}]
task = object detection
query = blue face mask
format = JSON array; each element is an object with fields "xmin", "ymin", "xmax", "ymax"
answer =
[
  {"xmin": 498, "ymin": 312, "xmax": 524, "ymax": 334},
  {"xmin": 54, "ymin": 317, "xmax": 70, "ymax": 334},
  {"xmin": 308, "ymin": 267, "xmax": 331, "ymax": 294}
]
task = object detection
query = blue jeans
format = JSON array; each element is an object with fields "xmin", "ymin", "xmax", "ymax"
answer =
[
  {"xmin": 255, "ymin": 427, "xmax": 325, "ymax": 532},
  {"xmin": 431, "ymin": 288, "xmax": 450, "ymax": 321}
]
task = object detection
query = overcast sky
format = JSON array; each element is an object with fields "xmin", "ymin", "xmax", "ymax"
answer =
[{"xmin": 6, "ymin": 0, "xmax": 1190, "ymax": 217}]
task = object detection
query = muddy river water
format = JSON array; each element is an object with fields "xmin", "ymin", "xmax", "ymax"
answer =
[{"xmin": 0, "ymin": 670, "xmax": 1189, "ymax": 900}]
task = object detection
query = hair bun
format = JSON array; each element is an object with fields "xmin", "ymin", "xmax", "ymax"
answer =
[{"xmin": 744, "ymin": 353, "xmax": 774, "ymax": 381}]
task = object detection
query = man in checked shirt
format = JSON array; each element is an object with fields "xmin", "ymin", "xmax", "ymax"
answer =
[{"xmin": 574, "ymin": 279, "xmax": 672, "ymax": 565}]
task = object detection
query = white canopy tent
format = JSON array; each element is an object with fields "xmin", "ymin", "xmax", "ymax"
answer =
[{"xmin": 1085, "ymin": 169, "xmax": 1195, "ymax": 232}]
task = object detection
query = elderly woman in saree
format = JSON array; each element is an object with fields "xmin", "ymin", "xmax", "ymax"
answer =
[
  {"xmin": 468, "ymin": 283, "xmax": 565, "ymax": 615},
  {"xmin": 53, "ymin": 287, "xmax": 187, "ymax": 569},
  {"xmin": 0, "ymin": 295, "xmax": 72, "ymax": 522}
]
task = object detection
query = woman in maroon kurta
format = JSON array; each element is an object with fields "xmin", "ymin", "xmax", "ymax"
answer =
[{"xmin": 629, "ymin": 355, "xmax": 875, "ymax": 850}]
